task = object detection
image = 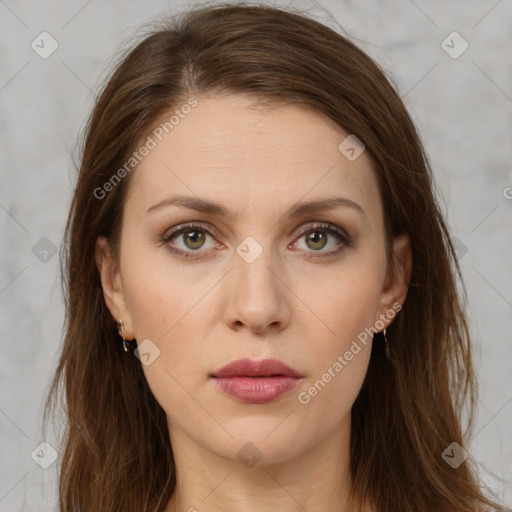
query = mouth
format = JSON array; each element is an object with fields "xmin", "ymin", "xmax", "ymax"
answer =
[{"xmin": 210, "ymin": 358, "xmax": 303, "ymax": 404}]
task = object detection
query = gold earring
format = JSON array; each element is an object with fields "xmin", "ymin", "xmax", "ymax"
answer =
[
  {"xmin": 116, "ymin": 319, "xmax": 129, "ymax": 352},
  {"xmin": 383, "ymin": 328, "xmax": 390, "ymax": 358}
]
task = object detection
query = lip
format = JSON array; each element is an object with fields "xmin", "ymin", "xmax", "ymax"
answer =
[
  {"xmin": 210, "ymin": 358, "xmax": 303, "ymax": 404},
  {"xmin": 211, "ymin": 358, "xmax": 303, "ymax": 379}
]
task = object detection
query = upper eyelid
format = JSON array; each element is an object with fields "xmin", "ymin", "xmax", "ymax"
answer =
[{"xmin": 163, "ymin": 222, "xmax": 217, "ymax": 240}]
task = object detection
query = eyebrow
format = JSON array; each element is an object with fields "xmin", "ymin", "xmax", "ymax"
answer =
[{"xmin": 145, "ymin": 194, "xmax": 366, "ymax": 220}]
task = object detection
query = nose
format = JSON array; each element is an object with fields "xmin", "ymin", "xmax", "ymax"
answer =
[{"xmin": 222, "ymin": 241, "xmax": 291, "ymax": 336}]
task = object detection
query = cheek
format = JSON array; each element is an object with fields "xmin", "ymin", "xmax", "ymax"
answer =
[
  {"xmin": 293, "ymin": 263, "xmax": 383, "ymax": 420},
  {"xmin": 311, "ymin": 262, "xmax": 385, "ymax": 341},
  {"xmin": 290, "ymin": 295, "xmax": 377, "ymax": 448},
  {"xmin": 119, "ymin": 250, "xmax": 212, "ymax": 428},
  {"xmin": 297, "ymin": 341, "xmax": 372, "ymax": 424},
  {"xmin": 120, "ymin": 235, "xmax": 199, "ymax": 338},
  {"xmin": 119, "ymin": 243, "xmax": 218, "ymax": 382}
]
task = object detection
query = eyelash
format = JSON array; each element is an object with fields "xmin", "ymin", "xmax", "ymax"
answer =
[{"xmin": 161, "ymin": 222, "xmax": 352, "ymax": 260}]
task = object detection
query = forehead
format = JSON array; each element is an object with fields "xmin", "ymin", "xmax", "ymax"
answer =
[{"xmin": 125, "ymin": 94, "xmax": 381, "ymax": 224}]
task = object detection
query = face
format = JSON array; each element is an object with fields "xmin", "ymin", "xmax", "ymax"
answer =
[{"xmin": 96, "ymin": 93, "xmax": 411, "ymax": 466}]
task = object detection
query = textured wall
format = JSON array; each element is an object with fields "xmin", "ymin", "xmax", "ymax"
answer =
[{"xmin": 0, "ymin": 0, "xmax": 511, "ymax": 510}]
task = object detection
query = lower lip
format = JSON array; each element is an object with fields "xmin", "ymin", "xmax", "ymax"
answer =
[{"xmin": 211, "ymin": 376, "xmax": 301, "ymax": 404}]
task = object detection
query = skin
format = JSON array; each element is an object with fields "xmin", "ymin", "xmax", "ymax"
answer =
[{"xmin": 96, "ymin": 93, "xmax": 412, "ymax": 512}]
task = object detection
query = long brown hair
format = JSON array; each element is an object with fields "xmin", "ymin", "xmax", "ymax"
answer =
[{"xmin": 43, "ymin": 2, "xmax": 506, "ymax": 511}]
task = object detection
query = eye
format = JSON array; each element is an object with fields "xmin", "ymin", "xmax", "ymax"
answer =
[
  {"xmin": 162, "ymin": 223, "xmax": 219, "ymax": 259},
  {"xmin": 291, "ymin": 222, "xmax": 351, "ymax": 257},
  {"xmin": 161, "ymin": 222, "xmax": 351, "ymax": 260}
]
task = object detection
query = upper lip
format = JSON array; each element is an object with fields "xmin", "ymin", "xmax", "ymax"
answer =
[{"xmin": 211, "ymin": 358, "xmax": 303, "ymax": 378}]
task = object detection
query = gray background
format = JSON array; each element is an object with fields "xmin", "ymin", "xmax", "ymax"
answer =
[{"xmin": 1, "ymin": 0, "xmax": 511, "ymax": 510}]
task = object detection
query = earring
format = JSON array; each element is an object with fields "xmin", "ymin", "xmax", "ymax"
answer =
[
  {"xmin": 116, "ymin": 319, "xmax": 129, "ymax": 352},
  {"xmin": 383, "ymin": 328, "xmax": 390, "ymax": 358}
]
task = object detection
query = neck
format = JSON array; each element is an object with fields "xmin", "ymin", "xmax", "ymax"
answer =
[{"xmin": 163, "ymin": 414, "xmax": 371, "ymax": 512}]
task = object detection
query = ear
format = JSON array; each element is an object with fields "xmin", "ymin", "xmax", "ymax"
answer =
[
  {"xmin": 376, "ymin": 233, "xmax": 412, "ymax": 326},
  {"xmin": 95, "ymin": 236, "xmax": 135, "ymax": 339}
]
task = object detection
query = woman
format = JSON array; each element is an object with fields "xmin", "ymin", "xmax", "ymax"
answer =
[{"xmin": 43, "ymin": 2, "xmax": 506, "ymax": 511}]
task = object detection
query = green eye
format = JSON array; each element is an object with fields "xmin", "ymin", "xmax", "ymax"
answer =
[{"xmin": 162, "ymin": 222, "xmax": 351, "ymax": 260}]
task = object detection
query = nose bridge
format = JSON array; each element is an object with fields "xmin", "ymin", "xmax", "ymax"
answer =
[{"xmin": 235, "ymin": 233, "xmax": 280, "ymax": 299}]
